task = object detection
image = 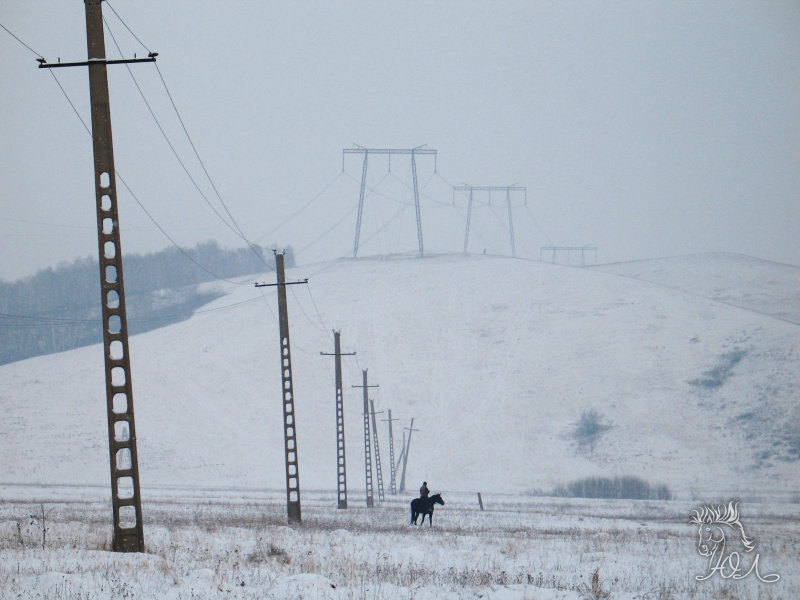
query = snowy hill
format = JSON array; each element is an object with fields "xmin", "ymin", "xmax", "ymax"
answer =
[
  {"xmin": 1, "ymin": 253, "xmax": 798, "ymax": 499},
  {"xmin": 592, "ymin": 252, "xmax": 800, "ymax": 325}
]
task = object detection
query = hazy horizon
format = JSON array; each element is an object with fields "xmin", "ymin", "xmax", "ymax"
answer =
[{"xmin": 2, "ymin": 1, "xmax": 798, "ymax": 281}]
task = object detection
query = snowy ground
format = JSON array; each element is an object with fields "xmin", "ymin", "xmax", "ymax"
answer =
[
  {"xmin": 1, "ymin": 487, "xmax": 797, "ymax": 599},
  {"xmin": 2, "ymin": 254, "xmax": 798, "ymax": 499},
  {"xmin": 2, "ymin": 253, "xmax": 798, "ymax": 598}
]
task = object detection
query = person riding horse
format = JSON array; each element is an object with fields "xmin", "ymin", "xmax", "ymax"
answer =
[{"xmin": 411, "ymin": 483, "xmax": 444, "ymax": 526}]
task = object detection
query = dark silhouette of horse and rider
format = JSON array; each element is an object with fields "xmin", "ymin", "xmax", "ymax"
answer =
[{"xmin": 410, "ymin": 481, "xmax": 445, "ymax": 526}]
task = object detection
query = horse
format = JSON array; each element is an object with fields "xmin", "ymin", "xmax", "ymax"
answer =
[{"xmin": 410, "ymin": 493, "xmax": 444, "ymax": 526}]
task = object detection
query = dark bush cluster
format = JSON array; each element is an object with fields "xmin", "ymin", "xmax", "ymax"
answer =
[{"xmin": 554, "ymin": 476, "xmax": 672, "ymax": 500}]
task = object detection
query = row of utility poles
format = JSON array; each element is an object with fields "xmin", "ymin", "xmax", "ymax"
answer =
[
  {"xmin": 46, "ymin": 0, "xmax": 420, "ymax": 552},
  {"xmin": 259, "ymin": 253, "xmax": 419, "ymax": 523},
  {"xmin": 327, "ymin": 339, "xmax": 417, "ymax": 510}
]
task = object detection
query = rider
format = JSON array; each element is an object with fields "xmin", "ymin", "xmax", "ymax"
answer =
[{"xmin": 419, "ymin": 481, "xmax": 430, "ymax": 499}]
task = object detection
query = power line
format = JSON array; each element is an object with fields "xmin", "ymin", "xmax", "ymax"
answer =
[
  {"xmin": 46, "ymin": 70, "xmax": 250, "ymax": 286},
  {"xmin": 153, "ymin": 61, "xmax": 264, "ymax": 260},
  {"xmin": 103, "ymin": 17, "xmax": 245, "ymax": 242},
  {"xmin": 0, "ymin": 22, "xmax": 44, "ymax": 58},
  {"xmin": 305, "ymin": 283, "xmax": 331, "ymax": 335},
  {"xmin": 104, "ymin": 1, "xmax": 152, "ymax": 54},
  {"xmin": 101, "ymin": 2, "xmax": 270, "ymax": 270},
  {"xmin": 294, "ymin": 206, "xmax": 357, "ymax": 258},
  {"xmin": 253, "ymin": 171, "xmax": 346, "ymax": 244}
]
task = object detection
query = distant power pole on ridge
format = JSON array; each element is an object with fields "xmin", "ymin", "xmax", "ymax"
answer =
[
  {"xmin": 343, "ymin": 145, "xmax": 437, "ymax": 259},
  {"xmin": 453, "ymin": 185, "xmax": 526, "ymax": 258}
]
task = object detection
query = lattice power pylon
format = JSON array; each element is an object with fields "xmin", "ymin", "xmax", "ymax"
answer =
[
  {"xmin": 453, "ymin": 185, "xmax": 527, "ymax": 258},
  {"xmin": 343, "ymin": 145, "xmax": 437, "ymax": 258}
]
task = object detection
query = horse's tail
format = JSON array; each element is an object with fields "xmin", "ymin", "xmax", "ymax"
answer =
[{"xmin": 410, "ymin": 501, "xmax": 414, "ymax": 524}]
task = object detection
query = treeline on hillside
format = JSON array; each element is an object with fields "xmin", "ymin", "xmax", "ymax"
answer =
[
  {"xmin": 553, "ymin": 476, "xmax": 672, "ymax": 500},
  {"xmin": 0, "ymin": 241, "xmax": 293, "ymax": 365}
]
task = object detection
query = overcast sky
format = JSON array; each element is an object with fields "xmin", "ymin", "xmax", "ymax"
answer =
[{"xmin": 1, "ymin": 1, "xmax": 798, "ymax": 281}]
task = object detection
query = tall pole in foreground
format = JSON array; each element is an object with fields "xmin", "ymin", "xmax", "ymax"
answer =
[
  {"xmin": 255, "ymin": 253, "xmax": 307, "ymax": 523},
  {"xmin": 382, "ymin": 410, "xmax": 399, "ymax": 494},
  {"xmin": 399, "ymin": 418, "xmax": 418, "ymax": 494},
  {"xmin": 35, "ymin": 0, "xmax": 159, "ymax": 552},
  {"xmin": 353, "ymin": 370, "xmax": 379, "ymax": 507},
  {"xmin": 320, "ymin": 331, "xmax": 355, "ymax": 509}
]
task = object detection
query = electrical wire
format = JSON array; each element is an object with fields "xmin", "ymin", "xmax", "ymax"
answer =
[
  {"xmin": 289, "ymin": 285, "xmax": 328, "ymax": 335},
  {"xmin": 103, "ymin": 17, "xmax": 244, "ymax": 241},
  {"xmin": 102, "ymin": 2, "xmax": 271, "ymax": 270},
  {"xmin": 524, "ymin": 204, "xmax": 554, "ymax": 247},
  {"xmin": 305, "ymin": 284, "xmax": 332, "ymax": 336},
  {"xmin": 253, "ymin": 171, "xmax": 346, "ymax": 244},
  {"xmin": 293, "ymin": 206, "xmax": 357, "ymax": 258},
  {"xmin": 0, "ymin": 22, "xmax": 44, "ymax": 58},
  {"xmin": 104, "ymin": 1, "xmax": 152, "ymax": 53},
  {"xmin": 46, "ymin": 69, "xmax": 250, "ymax": 286}
]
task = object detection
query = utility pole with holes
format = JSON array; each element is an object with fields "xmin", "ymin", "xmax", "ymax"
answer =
[
  {"xmin": 38, "ymin": 0, "xmax": 158, "ymax": 553},
  {"xmin": 382, "ymin": 410, "xmax": 399, "ymax": 494},
  {"xmin": 320, "ymin": 331, "xmax": 355, "ymax": 509},
  {"xmin": 255, "ymin": 253, "xmax": 307, "ymax": 523},
  {"xmin": 399, "ymin": 418, "xmax": 418, "ymax": 494},
  {"xmin": 352, "ymin": 370, "xmax": 379, "ymax": 507},
  {"xmin": 369, "ymin": 400, "xmax": 385, "ymax": 502}
]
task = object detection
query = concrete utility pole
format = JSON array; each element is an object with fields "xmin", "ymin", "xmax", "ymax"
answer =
[
  {"xmin": 343, "ymin": 145, "xmax": 437, "ymax": 258},
  {"xmin": 369, "ymin": 400, "xmax": 385, "ymax": 502},
  {"xmin": 399, "ymin": 419, "xmax": 419, "ymax": 494},
  {"xmin": 255, "ymin": 253, "xmax": 308, "ymax": 523},
  {"xmin": 382, "ymin": 410, "xmax": 399, "ymax": 494},
  {"xmin": 320, "ymin": 331, "xmax": 355, "ymax": 509},
  {"xmin": 453, "ymin": 185, "xmax": 526, "ymax": 258},
  {"xmin": 352, "ymin": 370, "xmax": 379, "ymax": 507},
  {"xmin": 38, "ymin": 0, "xmax": 157, "ymax": 553}
]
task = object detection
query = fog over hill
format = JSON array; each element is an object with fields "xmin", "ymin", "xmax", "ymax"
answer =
[{"xmin": 1, "ymin": 253, "xmax": 797, "ymax": 500}]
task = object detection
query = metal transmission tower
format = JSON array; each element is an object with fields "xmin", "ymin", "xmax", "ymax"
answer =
[
  {"xmin": 352, "ymin": 370, "xmax": 379, "ymax": 507},
  {"xmin": 453, "ymin": 185, "xmax": 527, "ymax": 258},
  {"xmin": 398, "ymin": 419, "xmax": 419, "ymax": 494},
  {"xmin": 382, "ymin": 410, "xmax": 399, "ymax": 494},
  {"xmin": 343, "ymin": 145, "xmax": 437, "ymax": 258},
  {"xmin": 255, "ymin": 253, "xmax": 307, "ymax": 523},
  {"xmin": 320, "ymin": 331, "xmax": 355, "ymax": 509},
  {"xmin": 38, "ymin": 0, "xmax": 158, "ymax": 553},
  {"xmin": 368, "ymin": 400, "xmax": 385, "ymax": 502}
]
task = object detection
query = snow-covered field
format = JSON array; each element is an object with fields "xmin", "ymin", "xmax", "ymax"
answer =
[
  {"xmin": 1, "ymin": 252, "xmax": 799, "ymax": 598},
  {"xmin": 2, "ymin": 487, "xmax": 797, "ymax": 599}
]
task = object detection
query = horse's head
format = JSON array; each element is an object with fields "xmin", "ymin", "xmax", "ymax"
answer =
[
  {"xmin": 690, "ymin": 501, "xmax": 754, "ymax": 556},
  {"xmin": 695, "ymin": 523, "xmax": 725, "ymax": 556},
  {"xmin": 430, "ymin": 493, "xmax": 444, "ymax": 505}
]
